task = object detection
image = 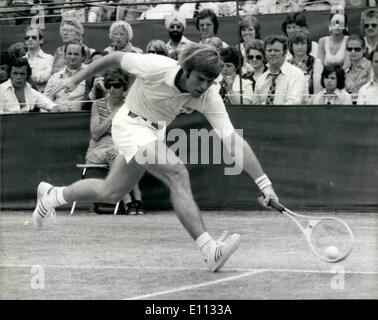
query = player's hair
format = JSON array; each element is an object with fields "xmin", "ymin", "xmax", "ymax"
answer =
[
  {"xmin": 8, "ymin": 57, "xmax": 32, "ymax": 80},
  {"xmin": 288, "ymin": 31, "xmax": 312, "ymax": 56},
  {"xmin": 239, "ymin": 15, "xmax": 261, "ymax": 41},
  {"xmin": 320, "ymin": 64, "xmax": 345, "ymax": 89},
  {"xmin": 202, "ymin": 36, "xmax": 223, "ymax": 53},
  {"xmin": 196, "ymin": 9, "xmax": 219, "ymax": 35},
  {"xmin": 178, "ymin": 44, "xmax": 223, "ymax": 79},
  {"xmin": 264, "ymin": 34, "xmax": 288, "ymax": 54}
]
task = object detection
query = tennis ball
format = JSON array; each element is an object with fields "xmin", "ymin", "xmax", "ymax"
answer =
[{"xmin": 325, "ymin": 246, "xmax": 339, "ymax": 259}]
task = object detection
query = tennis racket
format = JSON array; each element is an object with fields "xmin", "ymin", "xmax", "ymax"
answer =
[{"xmin": 268, "ymin": 199, "xmax": 354, "ymax": 263}]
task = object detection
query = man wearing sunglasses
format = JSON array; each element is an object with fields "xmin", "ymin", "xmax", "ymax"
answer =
[
  {"xmin": 360, "ymin": 8, "xmax": 378, "ymax": 55},
  {"xmin": 32, "ymin": 44, "xmax": 279, "ymax": 272},
  {"xmin": 23, "ymin": 26, "xmax": 54, "ymax": 93}
]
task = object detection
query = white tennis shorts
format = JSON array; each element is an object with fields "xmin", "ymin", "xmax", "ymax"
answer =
[{"xmin": 112, "ymin": 107, "xmax": 167, "ymax": 163}]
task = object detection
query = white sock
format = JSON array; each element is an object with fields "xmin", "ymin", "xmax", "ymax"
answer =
[
  {"xmin": 196, "ymin": 232, "xmax": 216, "ymax": 257},
  {"xmin": 49, "ymin": 187, "xmax": 68, "ymax": 207}
]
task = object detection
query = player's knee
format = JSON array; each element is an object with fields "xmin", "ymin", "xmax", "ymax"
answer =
[{"xmin": 166, "ymin": 164, "xmax": 189, "ymax": 188}]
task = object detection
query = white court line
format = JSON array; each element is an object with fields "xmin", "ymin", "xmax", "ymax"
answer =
[
  {"xmin": 0, "ymin": 264, "xmax": 377, "ymax": 275},
  {"xmin": 124, "ymin": 269, "xmax": 266, "ymax": 300}
]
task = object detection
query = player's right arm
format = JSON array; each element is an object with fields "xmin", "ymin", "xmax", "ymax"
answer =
[{"xmin": 48, "ymin": 52, "xmax": 125, "ymax": 97}]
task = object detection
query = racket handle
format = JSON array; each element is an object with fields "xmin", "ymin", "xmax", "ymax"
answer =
[{"xmin": 268, "ymin": 199, "xmax": 286, "ymax": 212}]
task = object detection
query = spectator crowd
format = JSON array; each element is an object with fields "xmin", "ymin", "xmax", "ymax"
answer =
[{"xmin": 0, "ymin": 3, "xmax": 377, "ymax": 114}]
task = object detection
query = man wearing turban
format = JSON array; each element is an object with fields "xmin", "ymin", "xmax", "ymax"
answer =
[{"xmin": 165, "ymin": 11, "xmax": 195, "ymax": 59}]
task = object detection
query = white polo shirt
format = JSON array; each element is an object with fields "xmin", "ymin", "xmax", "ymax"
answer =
[{"xmin": 118, "ymin": 53, "xmax": 234, "ymax": 134}]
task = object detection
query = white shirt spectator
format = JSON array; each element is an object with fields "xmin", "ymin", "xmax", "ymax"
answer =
[
  {"xmin": 0, "ymin": 78, "xmax": 56, "ymax": 114},
  {"xmin": 24, "ymin": 49, "xmax": 54, "ymax": 92},
  {"xmin": 357, "ymin": 80, "xmax": 378, "ymax": 105},
  {"xmin": 253, "ymin": 61, "xmax": 307, "ymax": 105},
  {"xmin": 166, "ymin": 36, "xmax": 195, "ymax": 55},
  {"xmin": 312, "ymin": 88, "xmax": 353, "ymax": 105},
  {"xmin": 139, "ymin": 4, "xmax": 175, "ymax": 20},
  {"xmin": 45, "ymin": 65, "xmax": 87, "ymax": 111}
]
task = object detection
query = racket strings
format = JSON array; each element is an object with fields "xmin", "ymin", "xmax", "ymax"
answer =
[{"xmin": 309, "ymin": 219, "xmax": 353, "ymax": 260}]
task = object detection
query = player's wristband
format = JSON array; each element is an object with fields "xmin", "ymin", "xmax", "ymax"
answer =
[{"xmin": 255, "ymin": 174, "xmax": 272, "ymax": 191}]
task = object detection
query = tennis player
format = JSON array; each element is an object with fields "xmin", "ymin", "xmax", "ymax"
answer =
[{"xmin": 32, "ymin": 44, "xmax": 279, "ymax": 272}]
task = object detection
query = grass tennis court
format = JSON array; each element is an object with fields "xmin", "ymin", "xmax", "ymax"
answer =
[{"xmin": 0, "ymin": 210, "xmax": 376, "ymax": 300}]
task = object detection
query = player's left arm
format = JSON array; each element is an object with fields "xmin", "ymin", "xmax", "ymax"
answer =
[
  {"xmin": 203, "ymin": 92, "xmax": 278, "ymax": 206},
  {"xmin": 222, "ymin": 131, "xmax": 279, "ymax": 206}
]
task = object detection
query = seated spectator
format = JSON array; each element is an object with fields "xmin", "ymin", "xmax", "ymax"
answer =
[
  {"xmin": 312, "ymin": 64, "xmax": 352, "ymax": 105},
  {"xmin": 165, "ymin": 11, "xmax": 195, "ymax": 59},
  {"xmin": 178, "ymin": 2, "xmax": 220, "ymax": 19},
  {"xmin": 0, "ymin": 57, "xmax": 57, "ymax": 114},
  {"xmin": 360, "ymin": 8, "xmax": 378, "ymax": 56},
  {"xmin": 87, "ymin": 1, "xmax": 116, "ymax": 22},
  {"xmin": 287, "ymin": 31, "xmax": 323, "ymax": 100},
  {"xmin": 146, "ymin": 40, "xmax": 169, "ymax": 56},
  {"xmin": 103, "ymin": 21, "xmax": 143, "ymax": 54},
  {"xmin": 318, "ymin": 11, "xmax": 350, "ymax": 67},
  {"xmin": 345, "ymin": 34, "xmax": 372, "ymax": 104},
  {"xmin": 138, "ymin": 3, "xmax": 175, "ymax": 20},
  {"xmin": 23, "ymin": 26, "xmax": 54, "ymax": 93},
  {"xmin": 0, "ymin": 52, "xmax": 11, "ymax": 84},
  {"xmin": 85, "ymin": 68, "xmax": 144, "ymax": 214},
  {"xmin": 242, "ymin": 39, "xmax": 268, "ymax": 93},
  {"xmin": 196, "ymin": 9, "xmax": 228, "ymax": 48},
  {"xmin": 357, "ymin": 47, "xmax": 378, "ymax": 105},
  {"xmin": 52, "ymin": 10, "xmax": 95, "ymax": 74},
  {"xmin": 218, "ymin": 47, "xmax": 253, "ymax": 104},
  {"xmin": 281, "ymin": 12, "xmax": 318, "ymax": 58},
  {"xmin": 45, "ymin": 42, "xmax": 90, "ymax": 111},
  {"xmin": 9, "ymin": 0, "xmax": 33, "ymax": 25},
  {"xmin": 253, "ymin": 34, "xmax": 307, "ymax": 105},
  {"xmin": 238, "ymin": 15, "xmax": 262, "ymax": 74}
]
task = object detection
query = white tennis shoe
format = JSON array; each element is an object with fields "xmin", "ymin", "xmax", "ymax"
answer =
[
  {"xmin": 205, "ymin": 231, "xmax": 241, "ymax": 272},
  {"xmin": 32, "ymin": 182, "xmax": 56, "ymax": 229}
]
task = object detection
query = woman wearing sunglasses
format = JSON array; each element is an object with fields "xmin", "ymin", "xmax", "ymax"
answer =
[
  {"xmin": 242, "ymin": 40, "xmax": 267, "ymax": 95},
  {"xmin": 85, "ymin": 68, "xmax": 144, "ymax": 215},
  {"xmin": 345, "ymin": 34, "xmax": 372, "ymax": 104}
]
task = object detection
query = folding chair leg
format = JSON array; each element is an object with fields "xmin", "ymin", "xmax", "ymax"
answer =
[
  {"xmin": 70, "ymin": 201, "xmax": 76, "ymax": 215},
  {"xmin": 113, "ymin": 201, "xmax": 120, "ymax": 215}
]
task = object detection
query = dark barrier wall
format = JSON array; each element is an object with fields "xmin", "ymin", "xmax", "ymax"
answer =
[
  {"xmin": 1, "ymin": 106, "xmax": 378, "ymax": 211},
  {"xmin": 0, "ymin": 8, "xmax": 364, "ymax": 54}
]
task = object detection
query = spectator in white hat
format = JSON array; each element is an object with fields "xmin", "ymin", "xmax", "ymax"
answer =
[{"xmin": 165, "ymin": 11, "xmax": 195, "ymax": 59}]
